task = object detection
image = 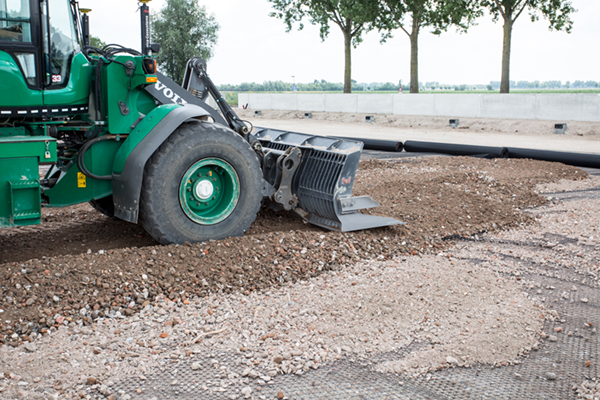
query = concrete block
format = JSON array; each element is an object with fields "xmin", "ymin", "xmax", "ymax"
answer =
[
  {"xmin": 237, "ymin": 93, "xmax": 249, "ymax": 109},
  {"xmin": 536, "ymin": 94, "xmax": 600, "ymax": 122},
  {"xmin": 554, "ymin": 123, "xmax": 567, "ymax": 134},
  {"xmin": 239, "ymin": 92, "xmax": 600, "ymax": 122},
  {"xmin": 325, "ymin": 94, "xmax": 358, "ymax": 113},
  {"xmin": 357, "ymin": 94, "xmax": 394, "ymax": 114},
  {"xmin": 297, "ymin": 94, "xmax": 326, "ymax": 112},
  {"xmin": 480, "ymin": 94, "xmax": 536, "ymax": 119},
  {"xmin": 270, "ymin": 94, "xmax": 297, "ymax": 110},
  {"xmin": 434, "ymin": 94, "xmax": 481, "ymax": 118},
  {"xmin": 392, "ymin": 94, "xmax": 435, "ymax": 116},
  {"xmin": 247, "ymin": 94, "xmax": 272, "ymax": 110}
]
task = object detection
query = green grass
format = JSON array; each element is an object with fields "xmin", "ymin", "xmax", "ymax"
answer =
[{"xmin": 224, "ymin": 92, "xmax": 238, "ymax": 107}]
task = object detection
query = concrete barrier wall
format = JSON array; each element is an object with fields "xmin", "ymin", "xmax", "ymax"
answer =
[
  {"xmin": 297, "ymin": 94, "xmax": 325, "ymax": 112},
  {"xmin": 237, "ymin": 93, "xmax": 600, "ymax": 122},
  {"xmin": 393, "ymin": 94, "xmax": 435, "ymax": 116},
  {"xmin": 324, "ymin": 94, "xmax": 358, "ymax": 113}
]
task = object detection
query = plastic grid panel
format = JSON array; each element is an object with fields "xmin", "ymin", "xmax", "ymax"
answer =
[
  {"xmin": 110, "ymin": 188, "xmax": 600, "ymax": 400},
  {"xmin": 109, "ymin": 271, "xmax": 598, "ymax": 400}
]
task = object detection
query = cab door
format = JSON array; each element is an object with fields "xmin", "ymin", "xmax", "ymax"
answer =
[{"xmin": 40, "ymin": 0, "xmax": 90, "ymax": 108}]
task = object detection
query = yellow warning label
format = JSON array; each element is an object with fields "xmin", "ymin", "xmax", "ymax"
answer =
[{"xmin": 77, "ymin": 172, "xmax": 86, "ymax": 188}]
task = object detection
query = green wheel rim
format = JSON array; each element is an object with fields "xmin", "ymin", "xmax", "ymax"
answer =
[{"xmin": 179, "ymin": 158, "xmax": 240, "ymax": 225}]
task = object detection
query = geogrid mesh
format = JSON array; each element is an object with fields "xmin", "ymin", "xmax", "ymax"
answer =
[{"xmin": 110, "ymin": 188, "xmax": 600, "ymax": 400}]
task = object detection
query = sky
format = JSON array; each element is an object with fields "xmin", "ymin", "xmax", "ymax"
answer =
[{"xmin": 84, "ymin": 0, "xmax": 599, "ymax": 86}]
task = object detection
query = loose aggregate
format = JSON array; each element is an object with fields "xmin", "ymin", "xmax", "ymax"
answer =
[{"xmin": 0, "ymin": 156, "xmax": 596, "ymax": 399}]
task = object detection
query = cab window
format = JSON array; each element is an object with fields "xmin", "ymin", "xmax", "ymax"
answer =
[
  {"xmin": 15, "ymin": 52, "xmax": 35, "ymax": 85},
  {"xmin": 0, "ymin": 0, "xmax": 32, "ymax": 42},
  {"xmin": 42, "ymin": 0, "xmax": 78, "ymax": 85}
]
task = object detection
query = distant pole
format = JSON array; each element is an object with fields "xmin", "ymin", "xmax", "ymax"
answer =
[{"xmin": 292, "ymin": 75, "xmax": 296, "ymax": 92}]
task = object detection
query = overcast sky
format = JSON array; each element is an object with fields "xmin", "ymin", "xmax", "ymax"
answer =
[{"xmin": 85, "ymin": 0, "xmax": 599, "ymax": 86}]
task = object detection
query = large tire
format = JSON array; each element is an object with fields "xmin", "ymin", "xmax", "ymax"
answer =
[
  {"xmin": 89, "ymin": 195, "xmax": 115, "ymax": 218},
  {"xmin": 139, "ymin": 121, "xmax": 263, "ymax": 244}
]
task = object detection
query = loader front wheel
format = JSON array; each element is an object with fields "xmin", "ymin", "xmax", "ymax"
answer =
[{"xmin": 139, "ymin": 122, "xmax": 263, "ymax": 245}]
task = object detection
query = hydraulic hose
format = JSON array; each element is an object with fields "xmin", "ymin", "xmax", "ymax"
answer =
[{"xmin": 77, "ymin": 135, "xmax": 124, "ymax": 180}]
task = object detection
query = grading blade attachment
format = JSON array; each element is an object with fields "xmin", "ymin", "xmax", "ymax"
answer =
[{"xmin": 252, "ymin": 128, "xmax": 403, "ymax": 232}]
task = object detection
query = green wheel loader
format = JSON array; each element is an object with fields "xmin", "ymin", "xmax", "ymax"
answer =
[{"xmin": 0, "ymin": 0, "xmax": 401, "ymax": 244}]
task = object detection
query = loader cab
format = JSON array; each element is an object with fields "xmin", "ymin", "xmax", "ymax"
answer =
[{"xmin": 0, "ymin": 0, "xmax": 89, "ymax": 112}]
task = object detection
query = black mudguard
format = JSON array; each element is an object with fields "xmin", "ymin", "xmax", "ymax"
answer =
[{"xmin": 111, "ymin": 105, "xmax": 214, "ymax": 223}]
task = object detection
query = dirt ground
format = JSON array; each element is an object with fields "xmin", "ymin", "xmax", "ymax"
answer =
[{"xmin": 0, "ymin": 156, "xmax": 584, "ymax": 345}]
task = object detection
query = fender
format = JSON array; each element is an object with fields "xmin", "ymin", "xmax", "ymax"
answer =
[{"xmin": 111, "ymin": 104, "xmax": 213, "ymax": 223}]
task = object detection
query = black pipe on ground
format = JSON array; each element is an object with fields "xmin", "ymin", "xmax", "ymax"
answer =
[
  {"xmin": 335, "ymin": 137, "xmax": 403, "ymax": 152},
  {"xmin": 507, "ymin": 148, "xmax": 600, "ymax": 169},
  {"xmin": 404, "ymin": 141, "xmax": 509, "ymax": 159}
]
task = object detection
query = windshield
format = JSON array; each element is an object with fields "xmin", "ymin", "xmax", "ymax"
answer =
[
  {"xmin": 0, "ymin": 0, "xmax": 32, "ymax": 42},
  {"xmin": 42, "ymin": 0, "xmax": 79, "ymax": 85}
]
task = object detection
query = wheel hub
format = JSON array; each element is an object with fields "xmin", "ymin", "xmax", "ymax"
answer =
[
  {"xmin": 179, "ymin": 158, "xmax": 240, "ymax": 225},
  {"xmin": 194, "ymin": 180, "xmax": 214, "ymax": 200}
]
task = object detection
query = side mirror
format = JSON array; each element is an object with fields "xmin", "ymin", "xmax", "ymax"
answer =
[{"xmin": 150, "ymin": 43, "xmax": 160, "ymax": 54}]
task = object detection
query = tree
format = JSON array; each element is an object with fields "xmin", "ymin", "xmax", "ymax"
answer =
[
  {"xmin": 516, "ymin": 80, "xmax": 529, "ymax": 88},
  {"xmin": 381, "ymin": 0, "xmax": 480, "ymax": 93},
  {"xmin": 89, "ymin": 35, "xmax": 106, "ymax": 49},
  {"xmin": 151, "ymin": 0, "xmax": 219, "ymax": 84},
  {"xmin": 478, "ymin": 0, "xmax": 575, "ymax": 93},
  {"xmin": 268, "ymin": 0, "xmax": 385, "ymax": 93}
]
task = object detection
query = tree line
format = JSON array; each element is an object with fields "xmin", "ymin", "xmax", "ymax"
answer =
[
  {"xmin": 268, "ymin": 0, "xmax": 575, "ymax": 94},
  {"xmin": 220, "ymin": 80, "xmax": 365, "ymax": 92},
  {"xmin": 218, "ymin": 79, "xmax": 599, "ymax": 92},
  {"xmin": 492, "ymin": 80, "xmax": 599, "ymax": 89},
  {"xmin": 146, "ymin": 0, "xmax": 576, "ymax": 95}
]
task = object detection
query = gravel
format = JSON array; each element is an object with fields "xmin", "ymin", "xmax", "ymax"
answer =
[
  {"xmin": 0, "ymin": 156, "xmax": 596, "ymax": 399},
  {"xmin": 576, "ymin": 378, "xmax": 600, "ymax": 400},
  {"xmin": 1, "ymin": 157, "xmax": 582, "ymax": 346},
  {"xmin": 0, "ymin": 252, "xmax": 546, "ymax": 398}
]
